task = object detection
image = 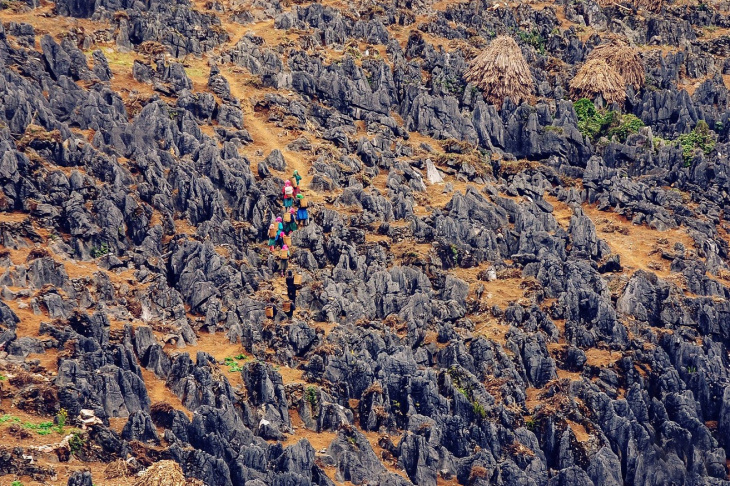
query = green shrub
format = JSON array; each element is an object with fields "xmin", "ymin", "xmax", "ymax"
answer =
[
  {"xmin": 305, "ymin": 386, "xmax": 318, "ymax": 409},
  {"xmin": 574, "ymin": 98, "xmax": 644, "ymax": 142},
  {"xmin": 69, "ymin": 433, "xmax": 85, "ymax": 455},
  {"xmin": 607, "ymin": 114, "xmax": 644, "ymax": 141},
  {"xmin": 472, "ymin": 401, "xmax": 487, "ymax": 419},
  {"xmin": 12, "ymin": 481, "xmax": 23, "ymax": 486},
  {"xmin": 57, "ymin": 408, "xmax": 68, "ymax": 429},
  {"xmin": 518, "ymin": 29, "xmax": 546, "ymax": 55},
  {"xmin": 90, "ymin": 243, "xmax": 110, "ymax": 258},
  {"xmin": 677, "ymin": 120, "xmax": 716, "ymax": 166}
]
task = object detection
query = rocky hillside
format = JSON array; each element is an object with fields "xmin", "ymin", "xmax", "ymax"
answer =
[{"xmin": 2, "ymin": 0, "xmax": 730, "ymax": 484}]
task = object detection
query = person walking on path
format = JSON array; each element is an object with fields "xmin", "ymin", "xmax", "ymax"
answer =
[
  {"xmin": 283, "ymin": 181, "xmax": 294, "ymax": 208},
  {"xmin": 283, "ymin": 210, "xmax": 293, "ymax": 235},
  {"xmin": 279, "ymin": 244, "xmax": 290, "ymax": 276},
  {"xmin": 285, "ymin": 270, "xmax": 297, "ymax": 302},
  {"xmin": 292, "ymin": 170, "xmax": 302, "ymax": 196},
  {"xmin": 286, "ymin": 208, "xmax": 298, "ymax": 233},
  {"xmin": 296, "ymin": 194, "xmax": 309, "ymax": 227},
  {"xmin": 267, "ymin": 222, "xmax": 278, "ymax": 251}
]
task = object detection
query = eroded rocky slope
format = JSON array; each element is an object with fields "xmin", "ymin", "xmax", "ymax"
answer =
[{"xmin": 1, "ymin": 0, "xmax": 730, "ymax": 484}]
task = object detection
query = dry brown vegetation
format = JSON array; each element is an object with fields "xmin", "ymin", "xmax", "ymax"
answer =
[
  {"xmin": 570, "ymin": 58, "xmax": 626, "ymax": 105},
  {"xmin": 587, "ymin": 39, "xmax": 645, "ymax": 90},
  {"xmin": 464, "ymin": 35, "xmax": 534, "ymax": 107}
]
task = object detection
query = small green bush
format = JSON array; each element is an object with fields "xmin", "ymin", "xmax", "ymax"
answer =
[
  {"xmin": 574, "ymin": 98, "xmax": 644, "ymax": 143},
  {"xmin": 69, "ymin": 433, "xmax": 85, "ymax": 455},
  {"xmin": 472, "ymin": 401, "xmax": 487, "ymax": 419},
  {"xmin": 305, "ymin": 386, "xmax": 318, "ymax": 409},
  {"xmin": 677, "ymin": 120, "xmax": 716, "ymax": 166},
  {"xmin": 57, "ymin": 408, "xmax": 68, "ymax": 429},
  {"xmin": 607, "ymin": 114, "xmax": 644, "ymax": 141},
  {"xmin": 518, "ymin": 29, "xmax": 546, "ymax": 55},
  {"xmin": 90, "ymin": 243, "xmax": 110, "ymax": 258}
]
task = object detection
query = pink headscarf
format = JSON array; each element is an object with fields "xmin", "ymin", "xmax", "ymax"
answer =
[
  {"xmin": 282, "ymin": 244, "xmax": 289, "ymax": 250},
  {"xmin": 289, "ymin": 208, "xmax": 295, "ymax": 213},
  {"xmin": 276, "ymin": 217, "xmax": 282, "ymax": 222},
  {"xmin": 285, "ymin": 180, "xmax": 291, "ymax": 186}
]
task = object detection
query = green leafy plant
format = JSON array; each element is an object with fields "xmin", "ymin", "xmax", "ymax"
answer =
[
  {"xmin": 56, "ymin": 408, "xmax": 67, "ymax": 428},
  {"xmin": 23, "ymin": 421, "xmax": 56, "ymax": 435},
  {"xmin": 90, "ymin": 243, "xmax": 110, "ymax": 258},
  {"xmin": 518, "ymin": 29, "xmax": 546, "ymax": 55},
  {"xmin": 677, "ymin": 120, "xmax": 716, "ymax": 166},
  {"xmin": 305, "ymin": 386, "xmax": 318, "ymax": 409},
  {"xmin": 0, "ymin": 374, "xmax": 6, "ymax": 381},
  {"xmin": 686, "ymin": 365, "xmax": 698, "ymax": 374},
  {"xmin": 223, "ymin": 357, "xmax": 243, "ymax": 373},
  {"xmin": 69, "ymin": 432, "xmax": 85, "ymax": 455},
  {"xmin": 525, "ymin": 418, "xmax": 536, "ymax": 431},
  {"xmin": 574, "ymin": 98, "xmax": 644, "ymax": 143},
  {"xmin": 607, "ymin": 114, "xmax": 644, "ymax": 141},
  {"xmin": 472, "ymin": 401, "xmax": 487, "ymax": 419},
  {"xmin": 11, "ymin": 481, "xmax": 23, "ymax": 486}
]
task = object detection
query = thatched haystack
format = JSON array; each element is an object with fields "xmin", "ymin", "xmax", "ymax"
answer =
[
  {"xmin": 465, "ymin": 35, "xmax": 534, "ymax": 107},
  {"xmin": 587, "ymin": 39, "xmax": 644, "ymax": 90},
  {"xmin": 133, "ymin": 461, "xmax": 187, "ymax": 486},
  {"xmin": 569, "ymin": 58, "xmax": 626, "ymax": 105}
]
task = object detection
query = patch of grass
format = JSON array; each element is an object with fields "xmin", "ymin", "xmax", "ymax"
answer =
[
  {"xmin": 676, "ymin": 120, "xmax": 716, "ymax": 166},
  {"xmin": 12, "ymin": 481, "xmax": 23, "ymax": 486},
  {"xmin": 1, "ymin": 414, "xmax": 67, "ymax": 435},
  {"xmin": 97, "ymin": 49, "xmax": 137, "ymax": 68},
  {"xmin": 686, "ymin": 365, "xmax": 697, "ymax": 374},
  {"xmin": 23, "ymin": 420, "xmax": 56, "ymax": 435}
]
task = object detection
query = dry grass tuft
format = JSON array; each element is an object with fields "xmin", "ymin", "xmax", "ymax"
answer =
[
  {"xmin": 465, "ymin": 36, "xmax": 534, "ymax": 107},
  {"xmin": 570, "ymin": 58, "xmax": 626, "ymax": 105},
  {"xmin": 587, "ymin": 39, "xmax": 644, "ymax": 90}
]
